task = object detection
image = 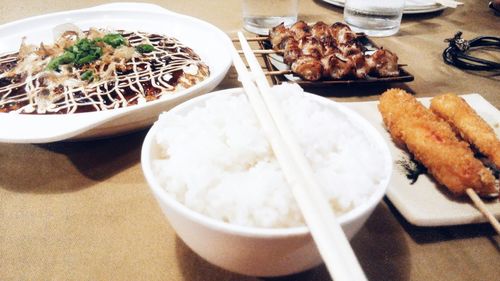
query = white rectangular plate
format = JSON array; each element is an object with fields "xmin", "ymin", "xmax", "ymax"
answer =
[{"xmin": 344, "ymin": 94, "xmax": 500, "ymax": 226}]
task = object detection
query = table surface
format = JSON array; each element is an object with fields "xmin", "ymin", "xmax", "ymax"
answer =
[{"xmin": 1, "ymin": 1, "xmax": 499, "ymax": 281}]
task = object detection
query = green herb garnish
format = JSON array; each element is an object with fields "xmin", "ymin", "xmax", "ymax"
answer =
[
  {"xmin": 135, "ymin": 44, "xmax": 155, "ymax": 54},
  {"xmin": 71, "ymin": 38, "xmax": 103, "ymax": 67},
  {"xmin": 46, "ymin": 32, "xmax": 126, "ymax": 72},
  {"xmin": 81, "ymin": 70, "xmax": 94, "ymax": 81},
  {"xmin": 46, "ymin": 51, "xmax": 76, "ymax": 71},
  {"xmin": 103, "ymin": 33, "xmax": 125, "ymax": 48},
  {"xmin": 46, "ymin": 38, "xmax": 102, "ymax": 71}
]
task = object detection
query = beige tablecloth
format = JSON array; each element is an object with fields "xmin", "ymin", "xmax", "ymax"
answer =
[{"xmin": 1, "ymin": 1, "xmax": 499, "ymax": 280}]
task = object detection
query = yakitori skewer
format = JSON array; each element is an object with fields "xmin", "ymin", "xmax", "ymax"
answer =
[
  {"xmin": 230, "ymin": 33, "xmax": 367, "ymax": 42},
  {"xmin": 239, "ymin": 48, "xmax": 407, "ymax": 69},
  {"xmin": 233, "ymin": 31, "xmax": 368, "ymax": 281},
  {"xmin": 267, "ymin": 21, "xmax": 401, "ymax": 80},
  {"xmin": 379, "ymin": 89, "xmax": 500, "ymax": 235},
  {"xmin": 262, "ymin": 66, "xmax": 407, "ymax": 78},
  {"xmin": 239, "ymin": 47, "xmax": 409, "ymax": 69},
  {"xmin": 234, "ymin": 21, "xmax": 404, "ymax": 81}
]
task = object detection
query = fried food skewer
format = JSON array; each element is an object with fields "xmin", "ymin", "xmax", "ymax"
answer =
[
  {"xmin": 379, "ymin": 89, "xmax": 496, "ymax": 196},
  {"xmin": 379, "ymin": 89, "xmax": 499, "ymax": 234},
  {"xmin": 379, "ymin": 89, "xmax": 499, "ymax": 232},
  {"xmin": 430, "ymin": 93, "xmax": 500, "ymax": 169},
  {"xmin": 431, "ymin": 93, "xmax": 500, "ymax": 234}
]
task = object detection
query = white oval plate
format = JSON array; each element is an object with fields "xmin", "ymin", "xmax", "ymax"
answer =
[
  {"xmin": 0, "ymin": 3, "xmax": 232, "ymax": 143},
  {"xmin": 322, "ymin": 0, "xmax": 447, "ymax": 14}
]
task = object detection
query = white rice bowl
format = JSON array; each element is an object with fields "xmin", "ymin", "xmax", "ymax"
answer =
[{"xmin": 151, "ymin": 83, "xmax": 388, "ymax": 228}]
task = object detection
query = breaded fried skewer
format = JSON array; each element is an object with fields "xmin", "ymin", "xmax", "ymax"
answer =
[
  {"xmin": 379, "ymin": 89, "xmax": 496, "ymax": 196},
  {"xmin": 430, "ymin": 93, "xmax": 500, "ymax": 169},
  {"xmin": 379, "ymin": 89, "xmax": 500, "ymax": 234}
]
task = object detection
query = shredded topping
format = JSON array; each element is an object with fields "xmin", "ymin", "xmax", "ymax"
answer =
[{"xmin": 0, "ymin": 28, "xmax": 209, "ymax": 114}]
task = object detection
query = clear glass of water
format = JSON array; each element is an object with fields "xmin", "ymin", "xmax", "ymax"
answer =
[
  {"xmin": 344, "ymin": 0, "xmax": 405, "ymax": 37},
  {"xmin": 242, "ymin": 0, "xmax": 298, "ymax": 35}
]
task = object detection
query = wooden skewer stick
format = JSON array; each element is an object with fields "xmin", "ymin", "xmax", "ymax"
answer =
[
  {"xmin": 465, "ymin": 188, "xmax": 500, "ymax": 235},
  {"xmin": 231, "ymin": 31, "xmax": 369, "ymax": 43},
  {"xmin": 237, "ymin": 49, "xmax": 284, "ymax": 54},
  {"xmin": 264, "ymin": 68, "xmax": 410, "ymax": 76},
  {"xmin": 265, "ymin": 70, "xmax": 292, "ymax": 76},
  {"xmin": 230, "ymin": 32, "xmax": 368, "ymax": 42},
  {"xmin": 232, "ymin": 36, "xmax": 267, "ymax": 42}
]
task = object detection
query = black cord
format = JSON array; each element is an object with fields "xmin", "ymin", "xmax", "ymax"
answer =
[
  {"xmin": 442, "ymin": 32, "xmax": 500, "ymax": 71},
  {"xmin": 490, "ymin": 1, "xmax": 500, "ymax": 14}
]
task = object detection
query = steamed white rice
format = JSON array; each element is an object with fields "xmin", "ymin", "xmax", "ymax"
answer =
[{"xmin": 153, "ymin": 84, "xmax": 387, "ymax": 228}]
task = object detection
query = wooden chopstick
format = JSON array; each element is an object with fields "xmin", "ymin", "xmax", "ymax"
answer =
[
  {"xmin": 465, "ymin": 188, "xmax": 500, "ymax": 235},
  {"xmin": 236, "ymin": 31, "xmax": 368, "ymax": 281}
]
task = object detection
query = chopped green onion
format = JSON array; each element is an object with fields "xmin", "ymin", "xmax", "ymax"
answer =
[
  {"xmin": 103, "ymin": 33, "xmax": 125, "ymax": 48},
  {"xmin": 81, "ymin": 70, "xmax": 94, "ymax": 81},
  {"xmin": 46, "ymin": 51, "xmax": 75, "ymax": 71},
  {"xmin": 68, "ymin": 38, "xmax": 103, "ymax": 67},
  {"xmin": 59, "ymin": 51, "xmax": 76, "ymax": 64},
  {"xmin": 46, "ymin": 32, "xmax": 126, "ymax": 72},
  {"xmin": 135, "ymin": 44, "xmax": 155, "ymax": 54},
  {"xmin": 75, "ymin": 51, "xmax": 101, "ymax": 66}
]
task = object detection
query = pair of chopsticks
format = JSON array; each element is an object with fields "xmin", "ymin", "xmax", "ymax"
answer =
[{"xmin": 232, "ymin": 31, "xmax": 368, "ymax": 281}]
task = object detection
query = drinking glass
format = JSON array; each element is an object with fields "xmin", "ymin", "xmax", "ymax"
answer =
[
  {"xmin": 242, "ymin": 0, "xmax": 298, "ymax": 35},
  {"xmin": 344, "ymin": 0, "xmax": 405, "ymax": 37}
]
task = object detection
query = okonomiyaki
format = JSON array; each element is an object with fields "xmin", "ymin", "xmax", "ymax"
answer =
[{"xmin": 0, "ymin": 26, "xmax": 209, "ymax": 114}]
